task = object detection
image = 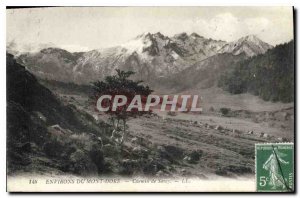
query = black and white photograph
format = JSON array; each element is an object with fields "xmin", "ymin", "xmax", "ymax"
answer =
[{"xmin": 5, "ymin": 6, "xmax": 295, "ymax": 192}]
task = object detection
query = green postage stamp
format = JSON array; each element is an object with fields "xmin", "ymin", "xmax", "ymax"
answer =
[{"xmin": 256, "ymin": 143, "xmax": 294, "ymax": 192}]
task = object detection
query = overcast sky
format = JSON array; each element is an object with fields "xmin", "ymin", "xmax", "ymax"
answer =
[{"xmin": 7, "ymin": 7, "xmax": 294, "ymax": 52}]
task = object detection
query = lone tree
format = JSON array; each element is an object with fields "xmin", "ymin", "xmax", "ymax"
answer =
[{"xmin": 90, "ymin": 69, "xmax": 153, "ymax": 147}]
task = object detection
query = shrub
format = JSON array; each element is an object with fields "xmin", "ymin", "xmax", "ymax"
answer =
[{"xmin": 220, "ymin": 107, "xmax": 231, "ymax": 116}]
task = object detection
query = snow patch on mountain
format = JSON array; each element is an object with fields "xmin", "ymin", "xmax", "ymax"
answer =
[{"xmin": 120, "ymin": 35, "xmax": 152, "ymax": 54}]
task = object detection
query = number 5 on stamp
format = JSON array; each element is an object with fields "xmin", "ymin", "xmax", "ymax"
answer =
[{"xmin": 255, "ymin": 143, "xmax": 294, "ymax": 192}]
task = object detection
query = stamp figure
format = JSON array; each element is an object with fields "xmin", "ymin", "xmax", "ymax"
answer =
[{"xmin": 256, "ymin": 143, "xmax": 294, "ymax": 192}]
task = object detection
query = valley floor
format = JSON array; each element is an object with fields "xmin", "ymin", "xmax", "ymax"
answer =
[{"xmin": 55, "ymin": 86, "xmax": 294, "ymax": 178}]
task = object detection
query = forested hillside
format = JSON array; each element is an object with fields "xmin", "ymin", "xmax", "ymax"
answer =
[{"xmin": 218, "ymin": 40, "xmax": 294, "ymax": 103}]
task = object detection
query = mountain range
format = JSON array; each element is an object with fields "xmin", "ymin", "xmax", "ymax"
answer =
[{"xmin": 10, "ymin": 32, "xmax": 273, "ymax": 88}]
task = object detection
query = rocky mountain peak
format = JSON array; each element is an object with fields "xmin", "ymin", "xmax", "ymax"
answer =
[
  {"xmin": 190, "ymin": 32, "xmax": 203, "ymax": 39},
  {"xmin": 174, "ymin": 32, "xmax": 189, "ymax": 41},
  {"xmin": 219, "ymin": 34, "xmax": 273, "ymax": 57},
  {"xmin": 237, "ymin": 35, "xmax": 266, "ymax": 45},
  {"xmin": 40, "ymin": 47, "xmax": 69, "ymax": 54},
  {"xmin": 135, "ymin": 32, "xmax": 168, "ymax": 41}
]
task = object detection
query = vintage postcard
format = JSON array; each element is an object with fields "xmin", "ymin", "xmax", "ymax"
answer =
[{"xmin": 6, "ymin": 6, "xmax": 295, "ymax": 192}]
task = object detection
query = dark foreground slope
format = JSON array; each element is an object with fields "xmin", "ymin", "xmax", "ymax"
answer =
[
  {"xmin": 218, "ymin": 40, "xmax": 294, "ymax": 102},
  {"xmin": 7, "ymin": 53, "xmax": 116, "ymax": 176}
]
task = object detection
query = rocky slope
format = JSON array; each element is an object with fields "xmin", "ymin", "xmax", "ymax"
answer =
[
  {"xmin": 7, "ymin": 53, "xmax": 116, "ymax": 176},
  {"xmin": 163, "ymin": 53, "xmax": 247, "ymax": 91}
]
